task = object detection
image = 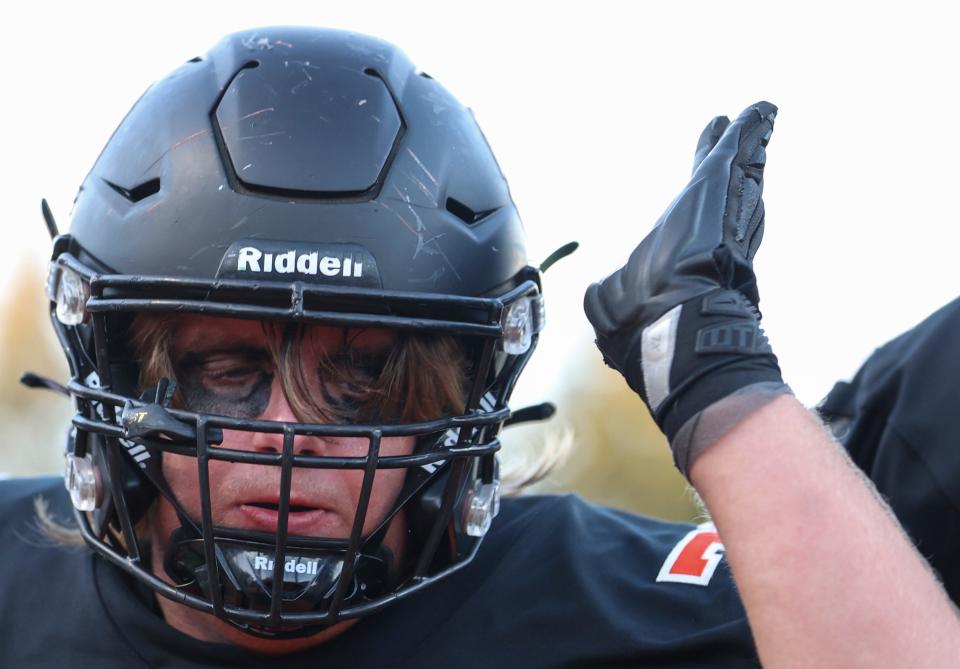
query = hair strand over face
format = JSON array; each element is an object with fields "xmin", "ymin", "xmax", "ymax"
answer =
[{"xmin": 131, "ymin": 315, "xmax": 469, "ymax": 425}]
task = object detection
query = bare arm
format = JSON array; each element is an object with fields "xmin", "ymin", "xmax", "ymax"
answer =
[
  {"xmin": 691, "ymin": 394, "xmax": 960, "ymax": 667},
  {"xmin": 584, "ymin": 102, "xmax": 960, "ymax": 666}
]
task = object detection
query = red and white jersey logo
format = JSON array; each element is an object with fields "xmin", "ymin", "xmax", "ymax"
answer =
[{"xmin": 656, "ymin": 521, "xmax": 725, "ymax": 586}]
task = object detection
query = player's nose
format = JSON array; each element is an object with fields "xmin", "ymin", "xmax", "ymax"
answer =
[{"xmin": 249, "ymin": 375, "xmax": 325, "ymax": 456}]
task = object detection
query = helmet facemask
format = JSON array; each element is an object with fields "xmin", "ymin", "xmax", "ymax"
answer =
[{"xmin": 50, "ymin": 247, "xmax": 542, "ymax": 637}]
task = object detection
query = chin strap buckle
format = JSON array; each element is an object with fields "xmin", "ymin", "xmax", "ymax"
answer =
[{"xmin": 121, "ymin": 382, "xmax": 224, "ymax": 445}]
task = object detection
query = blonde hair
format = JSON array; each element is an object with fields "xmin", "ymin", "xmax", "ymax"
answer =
[{"xmin": 129, "ymin": 314, "xmax": 469, "ymax": 424}]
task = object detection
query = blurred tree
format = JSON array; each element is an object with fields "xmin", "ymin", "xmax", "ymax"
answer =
[{"xmin": 502, "ymin": 343, "xmax": 701, "ymax": 523}]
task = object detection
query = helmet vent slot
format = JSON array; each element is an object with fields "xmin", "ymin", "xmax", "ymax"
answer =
[
  {"xmin": 103, "ymin": 177, "xmax": 161, "ymax": 204},
  {"xmin": 445, "ymin": 197, "xmax": 498, "ymax": 225}
]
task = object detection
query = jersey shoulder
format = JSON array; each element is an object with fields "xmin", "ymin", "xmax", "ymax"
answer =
[
  {"xmin": 439, "ymin": 494, "xmax": 757, "ymax": 667},
  {"xmin": 821, "ymin": 294, "xmax": 960, "ymax": 443},
  {"xmin": 495, "ymin": 493, "xmax": 738, "ymax": 593},
  {"xmin": 0, "ymin": 477, "xmax": 140, "ymax": 666},
  {"xmin": 0, "ymin": 475, "xmax": 73, "ymax": 534},
  {"xmin": 330, "ymin": 494, "xmax": 758, "ymax": 668}
]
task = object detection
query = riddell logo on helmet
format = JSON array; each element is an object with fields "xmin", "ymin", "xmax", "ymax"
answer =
[
  {"xmin": 237, "ymin": 246, "xmax": 363, "ymax": 278},
  {"xmin": 253, "ymin": 554, "xmax": 321, "ymax": 576}
]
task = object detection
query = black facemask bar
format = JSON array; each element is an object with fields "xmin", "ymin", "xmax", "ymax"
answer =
[
  {"xmin": 55, "ymin": 251, "xmax": 534, "ymax": 335},
  {"xmin": 49, "ymin": 243, "xmax": 544, "ymax": 634}
]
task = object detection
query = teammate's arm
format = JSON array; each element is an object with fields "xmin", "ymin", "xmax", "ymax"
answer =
[
  {"xmin": 692, "ymin": 394, "xmax": 960, "ymax": 667},
  {"xmin": 584, "ymin": 103, "xmax": 960, "ymax": 666}
]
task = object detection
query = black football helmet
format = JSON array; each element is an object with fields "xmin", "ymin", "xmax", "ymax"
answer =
[{"xmin": 44, "ymin": 27, "xmax": 545, "ymax": 637}]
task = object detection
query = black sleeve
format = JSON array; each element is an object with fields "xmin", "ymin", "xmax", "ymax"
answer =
[
  {"xmin": 0, "ymin": 477, "xmax": 145, "ymax": 667},
  {"xmin": 818, "ymin": 296, "xmax": 960, "ymax": 605}
]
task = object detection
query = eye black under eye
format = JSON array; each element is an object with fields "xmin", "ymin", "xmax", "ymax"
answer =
[
  {"xmin": 175, "ymin": 367, "xmax": 274, "ymax": 417},
  {"xmin": 172, "ymin": 348, "xmax": 275, "ymax": 416}
]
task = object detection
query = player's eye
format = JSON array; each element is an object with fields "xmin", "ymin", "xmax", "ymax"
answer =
[
  {"xmin": 311, "ymin": 351, "xmax": 392, "ymax": 423},
  {"xmin": 200, "ymin": 358, "xmax": 265, "ymax": 387},
  {"xmin": 174, "ymin": 350, "xmax": 275, "ymax": 418}
]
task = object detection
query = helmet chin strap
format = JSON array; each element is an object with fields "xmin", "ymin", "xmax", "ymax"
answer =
[{"xmin": 163, "ymin": 523, "xmax": 399, "ymax": 638}]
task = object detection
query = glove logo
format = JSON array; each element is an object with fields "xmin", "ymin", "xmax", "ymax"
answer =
[
  {"xmin": 696, "ymin": 322, "xmax": 761, "ymax": 354},
  {"xmin": 656, "ymin": 522, "xmax": 725, "ymax": 586}
]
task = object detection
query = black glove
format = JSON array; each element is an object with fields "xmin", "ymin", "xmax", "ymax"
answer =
[{"xmin": 584, "ymin": 101, "xmax": 790, "ymax": 477}]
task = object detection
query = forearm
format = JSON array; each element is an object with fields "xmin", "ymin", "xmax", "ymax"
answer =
[
  {"xmin": 690, "ymin": 394, "xmax": 960, "ymax": 668},
  {"xmin": 585, "ymin": 103, "xmax": 960, "ymax": 664}
]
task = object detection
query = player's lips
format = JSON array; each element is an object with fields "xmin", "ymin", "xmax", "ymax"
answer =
[{"xmin": 237, "ymin": 497, "xmax": 340, "ymax": 535}]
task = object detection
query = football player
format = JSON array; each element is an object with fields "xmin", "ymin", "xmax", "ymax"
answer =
[{"xmin": 3, "ymin": 26, "xmax": 957, "ymax": 667}]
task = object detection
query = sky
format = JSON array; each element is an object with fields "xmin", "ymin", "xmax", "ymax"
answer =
[{"xmin": 4, "ymin": 0, "xmax": 959, "ymax": 410}]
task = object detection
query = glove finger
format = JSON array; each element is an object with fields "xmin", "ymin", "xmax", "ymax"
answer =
[
  {"xmin": 692, "ymin": 115, "xmax": 730, "ymax": 175},
  {"xmin": 584, "ymin": 267, "xmax": 631, "ymax": 336},
  {"xmin": 723, "ymin": 101, "xmax": 776, "ymax": 260},
  {"xmin": 691, "ymin": 102, "xmax": 776, "ymax": 258},
  {"xmin": 583, "ymin": 280, "xmax": 612, "ymax": 332},
  {"xmin": 694, "ymin": 101, "xmax": 776, "ymax": 181}
]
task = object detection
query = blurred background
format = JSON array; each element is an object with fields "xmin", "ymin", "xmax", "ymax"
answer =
[{"xmin": 3, "ymin": 1, "xmax": 958, "ymax": 523}]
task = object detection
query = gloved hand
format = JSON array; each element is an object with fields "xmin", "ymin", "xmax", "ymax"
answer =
[{"xmin": 583, "ymin": 101, "xmax": 791, "ymax": 477}]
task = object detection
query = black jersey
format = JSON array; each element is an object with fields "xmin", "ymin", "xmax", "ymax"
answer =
[
  {"xmin": 819, "ymin": 295, "xmax": 960, "ymax": 606},
  {"xmin": 0, "ymin": 477, "xmax": 759, "ymax": 668}
]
